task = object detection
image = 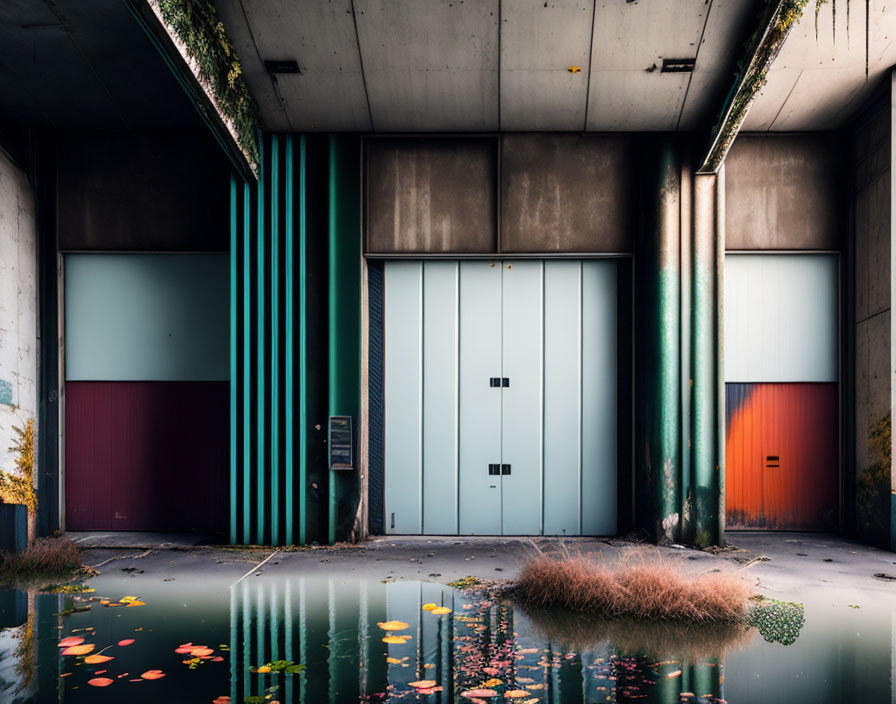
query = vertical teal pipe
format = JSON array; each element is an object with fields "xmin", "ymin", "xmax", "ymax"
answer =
[
  {"xmin": 327, "ymin": 137, "xmax": 338, "ymax": 545},
  {"xmin": 716, "ymin": 167, "xmax": 726, "ymax": 545},
  {"xmin": 271, "ymin": 136, "xmax": 280, "ymax": 545},
  {"xmin": 257, "ymin": 138, "xmax": 266, "ymax": 545},
  {"xmin": 285, "ymin": 136, "xmax": 296, "ymax": 545},
  {"xmin": 635, "ymin": 137, "xmax": 682, "ymax": 543},
  {"xmin": 242, "ymin": 182, "xmax": 252, "ymax": 544},
  {"xmin": 692, "ymin": 173, "xmax": 721, "ymax": 546},
  {"xmin": 230, "ymin": 176, "xmax": 238, "ymax": 545},
  {"xmin": 655, "ymin": 142, "xmax": 682, "ymax": 543},
  {"xmin": 327, "ymin": 135, "xmax": 362, "ymax": 544},
  {"xmin": 298, "ymin": 136, "xmax": 308, "ymax": 545}
]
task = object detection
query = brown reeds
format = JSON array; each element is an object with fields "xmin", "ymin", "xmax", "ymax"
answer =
[
  {"xmin": 514, "ymin": 551, "xmax": 751, "ymax": 623},
  {"xmin": 0, "ymin": 537, "xmax": 84, "ymax": 582}
]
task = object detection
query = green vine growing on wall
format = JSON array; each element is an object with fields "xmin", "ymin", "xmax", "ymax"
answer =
[
  {"xmin": 703, "ymin": 0, "xmax": 811, "ymax": 172},
  {"xmin": 152, "ymin": 0, "xmax": 260, "ymax": 176}
]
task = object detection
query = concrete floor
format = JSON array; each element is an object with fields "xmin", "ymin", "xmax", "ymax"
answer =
[{"xmin": 69, "ymin": 531, "xmax": 896, "ymax": 607}]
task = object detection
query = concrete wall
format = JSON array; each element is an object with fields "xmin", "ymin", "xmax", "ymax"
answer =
[
  {"xmin": 851, "ymin": 84, "xmax": 893, "ymax": 545},
  {"xmin": 726, "ymin": 134, "xmax": 843, "ymax": 251},
  {"xmin": 366, "ymin": 138, "xmax": 498, "ymax": 254},
  {"xmin": 0, "ymin": 150, "xmax": 37, "ymax": 477},
  {"xmin": 501, "ymin": 134, "xmax": 632, "ymax": 253},
  {"xmin": 365, "ymin": 134, "xmax": 635, "ymax": 255},
  {"xmin": 57, "ymin": 131, "xmax": 229, "ymax": 252}
]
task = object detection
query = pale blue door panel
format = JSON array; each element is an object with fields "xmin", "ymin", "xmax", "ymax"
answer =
[
  {"xmin": 582, "ymin": 260, "xmax": 617, "ymax": 535},
  {"xmin": 543, "ymin": 261, "xmax": 582, "ymax": 536},
  {"xmin": 422, "ymin": 261, "xmax": 460, "ymax": 535},
  {"xmin": 384, "ymin": 261, "xmax": 423, "ymax": 534},
  {"xmin": 65, "ymin": 253, "xmax": 228, "ymax": 381},
  {"xmin": 458, "ymin": 261, "xmax": 503, "ymax": 534},
  {"xmin": 724, "ymin": 254, "xmax": 838, "ymax": 382},
  {"xmin": 500, "ymin": 261, "xmax": 544, "ymax": 535}
]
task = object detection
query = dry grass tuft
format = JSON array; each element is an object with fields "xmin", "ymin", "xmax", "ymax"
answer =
[
  {"xmin": 0, "ymin": 537, "xmax": 84, "ymax": 583},
  {"xmin": 514, "ymin": 550, "xmax": 750, "ymax": 623}
]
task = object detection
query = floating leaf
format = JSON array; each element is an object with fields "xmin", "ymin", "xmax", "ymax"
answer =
[
  {"xmin": 422, "ymin": 603, "xmax": 438, "ymax": 611},
  {"xmin": 141, "ymin": 670, "xmax": 166, "ymax": 680},
  {"xmin": 87, "ymin": 677, "xmax": 114, "ymax": 687},
  {"xmin": 126, "ymin": 600, "xmax": 147, "ymax": 607},
  {"xmin": 382, "ymin": 636, "xmax": 408, "ymax": 644},
  {"xmin": 409, "ymin": 680, "xmax": 437, "ymax": 688},
  {"xmin": 430, "ymin": 606, "xmax": 452, "ymax": 615},
  {"xmin": 377, "ymin": 621, "xmax": 409, "ymax": 631},
  {"xmin": 192, "ymin": 647, "xmax": 214, "ymax": 657},
  {"xmin": 120, "ymin": 596, "xmax": 139, "ymax": 603},
  {"xmin": 504, "ymin": 691, "xmax": 530, "ymax": 699},
  {"xmin": 386, "ymin": 657, "xmax": 404, "ymax": 664},
  {"xmin": 482, "ymin": 678, "xmax": 503, "ymax": 687},
  {"xmin": 118, "ymin": 639, "xmax": 135, "ymax": 647},
  {"xmin": 256, "ymin": 665, "xmax": 272, "ymax": 673},
  {"xmin": 62, "ymin": 645, "xmax": 95, "ymax": 656},
  {"xmin": 212, "ymin": 698, "xmax": 231, "ymax": 704},
  {"xmin": 58, "ymin": 637, "xmax": 84, "ymax": 648},
  {"xmin": 462, "ymin": 689, "xmax": 497, "ymax": 698},
  {"xmin": 417, "ymin": 686, "xmax": 443, "ymax": 695},
  {"xmin": 84, "ymin": 655, "xmax": 114, "ymax": 664}
]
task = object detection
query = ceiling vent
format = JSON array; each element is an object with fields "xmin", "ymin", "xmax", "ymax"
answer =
[
  {"xmin": 264, "ymin": 60, "xmax": 301, "ymax": 75},
  {"xmin": 661, "ymin": 58, "xmax": 696, "ymax": 73}
]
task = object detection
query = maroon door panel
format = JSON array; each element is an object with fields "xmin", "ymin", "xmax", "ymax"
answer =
[{"xmin": 65, "ymin": 381, "xmax": 228, "ymax": 533}]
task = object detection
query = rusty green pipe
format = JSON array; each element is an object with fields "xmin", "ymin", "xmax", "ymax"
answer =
[
  {"xmin": 636, "ymin": 138, "xmax": 682, "ymax": 543},
  {"xmin": 691, "ymin": 173, "xmax": 722, "ymax": 546}
]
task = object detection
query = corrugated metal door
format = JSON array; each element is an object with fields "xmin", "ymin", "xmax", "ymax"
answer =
[
  {"xmin": 724, "ymin": 254, "xmax": 838, "ymax": 530},
  {"xmin": 64, "ymin": 254, "xmax": 229, "ymax": 532},
  {"xmin": 383, "ymin": 259, "xmax": 616, "ymax": 535}
]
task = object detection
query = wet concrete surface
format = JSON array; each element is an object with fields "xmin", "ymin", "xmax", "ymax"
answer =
[{"xmin": 70, "ymin": 532, "xmax": 896, "ymax": 607}]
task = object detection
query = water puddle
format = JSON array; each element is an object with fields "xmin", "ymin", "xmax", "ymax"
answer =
[{"xmin": 0, "ymin": 577, "xmax": 891, "ymax": 703}]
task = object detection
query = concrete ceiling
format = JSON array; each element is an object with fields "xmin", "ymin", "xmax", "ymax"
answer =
[
  {"xmin": 745, "ymin": 0, "xmax": 896, "ymax": 130},
  {"xmin": 0, "ymin": 0, "xmax": 201, "ymax": 131},
  {"xmin": 218, "ymin": 0, "xmax": 896, "ymax": 133}
]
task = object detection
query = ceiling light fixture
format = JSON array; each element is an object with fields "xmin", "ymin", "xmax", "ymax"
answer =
[
  {"xmin": 660, "ymin": 58, "xmax": 696, "ymax": 73},
  {"xmin": 264, "ymin": 59, "xmax": 301, "ymax": 75}
]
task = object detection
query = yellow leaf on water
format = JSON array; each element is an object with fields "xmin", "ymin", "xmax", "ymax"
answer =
[
  {"xmin": 430, "ymin": 607, "xmax": 452, "ymax": 615},
  {"xmin": 377, "ymin": 621, "xmax": 409, "ymax": 631},
  {"xmin": 386, "ymin": 657, "xmax": 403, "ymax": 664},
  {"xmin": 504, "ymin": 691, "xmax": 531, "ymax": 699},
  {"xmin": 84, "ymin": 655, "xmax": 114, "ymax": 664},
  {"xmin": 422, "ymin": 603, "xmax": 438, "ymax": 611},
  {"xmin": 382, "ymin": 636, "xmax": 409, "ymax": 644},
  {"xmin": 409, "ymin": 680, "xmax": 437, "ymax": 689},
  {"xmin": 482, "ymin": 678, "xmax": 503, "ymax": 687}
]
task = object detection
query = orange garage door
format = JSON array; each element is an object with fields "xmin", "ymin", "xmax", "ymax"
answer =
[{"xmin": 725, "ymin": 382, "xmax": 837, "ymax": 530}]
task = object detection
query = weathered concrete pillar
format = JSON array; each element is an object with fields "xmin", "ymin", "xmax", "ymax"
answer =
[
  {"xmin": 690, "ymin": 170, "xmax": 725, "ymax": 546},
  {"xmin": 635, "ymin": 137, "xmax": 682, "ymax": 543}
]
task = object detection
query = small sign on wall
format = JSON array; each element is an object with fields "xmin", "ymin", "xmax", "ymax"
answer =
[{"xmin": 329, "ymin": 416, "xmax": 353, "ymax": 470}]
